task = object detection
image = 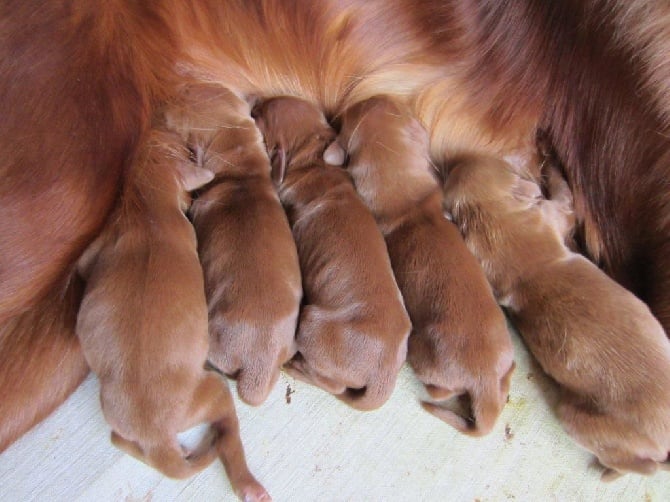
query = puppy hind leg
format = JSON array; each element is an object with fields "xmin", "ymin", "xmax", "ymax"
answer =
[
  {"xmin": 111, "ymin": 430, "xmax": 217, "ymax": 480},
  {"xmin": 600, "ymin": 457, "xmax": 659, "ymax": 482},
  {"xmin": 421, "ymin": 364, "xmax": 513, "ymax": 437},
  {"xmin": 337, "ymin": 368, "xmax": 398, "ymax": 411},
  {"xmin": 287, "ymin": 307, "xmax": 349, "ymax": 395},
  {"xmin": 421, "ymin": 401, "xmax": 476, "ymax": 435},
  {"xmin": 235, "ymin": 328, "xmax": 298, "ymax": 406},
  {"xmin": 196, "ymin": 374, "xmax": 270, "ymax": 501},
  {"xmin": 284, "ymin": 354, "xmax": 348, "ymax": 396},
  {"xmin": 466, "ymin": 363, "xmax": 515, "ymax": 437}
]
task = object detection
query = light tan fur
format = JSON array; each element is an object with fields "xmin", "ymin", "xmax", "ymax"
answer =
[
  {"xmin": 330, "ymin": 96, "xmax": 514, "ymax": 435},
  {"xmin": 76, "ymin": 128, "xmax": 268, "ymax": 500},
  {"xmin": 164, "ymin": 84, "xmax": 302, "ymax": 407},
  {"xmin": 253, "ymin": 96, "xmax": 411, "ymax": 411},
  {"xmin": 443, "ymin": 155, "xmax": 670, "ymax": 478}
]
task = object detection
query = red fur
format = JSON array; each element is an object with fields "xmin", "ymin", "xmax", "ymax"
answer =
[
  {"xmin": 1, "ymin": 0, "xmax": 668, "ymax": 463},
  {"xmin": 0, "ymin": 276, "xmax": 88, "ymax": 453},
  {"xmin": 443, "ymin": 156, "xmax": 670, "ymax": 478},
  {"xmin": 75, "ymin": 127, "xmax": 267, "ymax": 499},
  {"xmin": 165, "ymin": 84, "xmax": 302, "ymax": 407},
  {"xmin": 332, "ymin": 96, "xmax": 514, "ymax": 434},
  {"xmin": 254, "ymin": 97, "xmax": 411, "ymax": 411}
]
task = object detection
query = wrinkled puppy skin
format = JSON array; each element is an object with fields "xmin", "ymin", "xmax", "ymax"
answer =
[
  {"xmin": 76, "ymin": 127, "xmax": 269, "ymax": 501},
  {"xmin": 254, "ymin": 96, "xmax": 411, "ymax": 411},
  {"xmin": 444, "ymin": 155, "xmax": 670, "ymax": 479},
  {"xmin": 165, "ymin": 84, "xmax": 302, "ymax": 407},
  {"xmin": 331, "ymin": 96, "xmax": 514, "ymax": 435}
]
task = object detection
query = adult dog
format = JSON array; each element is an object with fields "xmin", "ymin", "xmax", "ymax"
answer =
[{"xmin": 1, "ymin": 0, "xmax": 669, "ymax": 463}]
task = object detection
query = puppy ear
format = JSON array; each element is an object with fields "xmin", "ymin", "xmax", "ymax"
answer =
[
  {"xmin": 323, "ymin": 140, "xmax": 346, "ymax": 166},
  {"xmin": 511, "ymin": 176, "xmax": 542, "ymax": 204},
  {"xmin": 178, "ymin": 163, "xmax": 215, "ymax": 191},
  {"xmin": 270, "ymin": 147, "xmax": 287, "ymax": 185}
]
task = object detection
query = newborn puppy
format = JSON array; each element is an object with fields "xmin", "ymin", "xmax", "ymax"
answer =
[
  {"xmin": 165, "ymin": 84, "xmax": 302, "ymax": 406},
  {"xmin": 76, "ymin": 128, "xmax": 268, "ymax": 501},
  {"xmin": 328, "ymin": 96, "xmax": 514, "ymax": 436},
  {"xmin": 253, "ymin": 96, "xmax": 411, "ymax": 411},
  {"xmin": 443, "ymin": 155, "xmax": 670, "ymax": 478}
]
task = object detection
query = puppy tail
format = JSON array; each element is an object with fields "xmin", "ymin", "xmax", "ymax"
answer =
[
  {"xmin": 423, "ymin": 363, "xmax": 515, "ymax": 437},
  {"xmin": 0, "ymin": 275, "xmax": 89, "ymax": 452},
  {"xmin": 337, "ymin": 369, "xmax": 397, "ymax": 411},
  {"xmin": 469, "ymin": 362, "xmax": 515, "ymax": 436}
]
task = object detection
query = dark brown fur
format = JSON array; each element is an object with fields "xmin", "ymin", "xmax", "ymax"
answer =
[{"xmin": 254, "ymin": 96, "xmax": 411, "ymax": 410}]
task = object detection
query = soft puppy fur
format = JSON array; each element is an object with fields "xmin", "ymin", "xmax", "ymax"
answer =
[
  {"xmin": 3, "ymin": 0, "xmax": 670, "ymax": 460},
  {"xmin": 164, "ymin": 83, "xmax": 302, "ymax": 407},
  {"xmin": 76, "ymin": 127, "xmax": 268, "ymax": 500},
  {"xmin": 253, "ymin": 96, "xmax": 411, "ymax": 411},
  {"xmin": 330, "ymin": 96, "xmax": 514, "ymax": 435},
  {"xmin": 443, "ymin": 155, "xmax": 670, "ymax": 478}
]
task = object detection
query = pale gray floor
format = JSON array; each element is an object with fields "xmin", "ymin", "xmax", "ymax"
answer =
[{"xmin": 1, "ymin": 325, "xmax": 669, "ymax": 501}]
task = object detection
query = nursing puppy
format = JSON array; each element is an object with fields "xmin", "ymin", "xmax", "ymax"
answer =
[
  {"xmin": 253, "ymin": 96, "xmax": 411, "ymax": 411},
  {"xmin": 328, "ymin": 96, "xmax": 514, "ymax": 435},
  {"xmin": 443, "ymin": 156, "xmax": 670, "ymax": 478},
  {"xmin": 76, "ymin": 128, "xmax": 268, "ymax": 500},
  {"xmin": 4, "ymin": 0, "xmax": 670, "ymax": 457},
  {"xmin": 164, "ymin": 84, "xmax": 302, "ymax": 407}
]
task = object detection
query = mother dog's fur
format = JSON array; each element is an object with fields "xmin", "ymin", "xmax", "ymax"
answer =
[{"xmin": 1, "ymin": 0, "xmax": 669, "ymax": 454}]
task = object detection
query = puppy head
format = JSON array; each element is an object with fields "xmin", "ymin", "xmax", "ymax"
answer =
[
  {"xmin": 251, "ymin": 96, "xmax": 336, "ymax": 183},
  {"xmin": 443, "ymin": 155, "xmax": 541, "ymax": 222},
  {"xmin": 333, "ymin": 96, "xmax": 429, "ymax": 168},
  {"xmin": 141, "ymin": 129, "xmax": 215, "ymax": 189}
]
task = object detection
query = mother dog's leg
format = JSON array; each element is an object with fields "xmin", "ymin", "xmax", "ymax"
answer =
[
  {"xmin": 0, "ymin": 2, "xmax": 173, "ymax": 320},
  {"xmin": 0, "ymin": 276, "xmax": 89, "ymax": 453},
  {"xmin": 0, "ymin": 1, "xmax": 175, "ymax": 449}
]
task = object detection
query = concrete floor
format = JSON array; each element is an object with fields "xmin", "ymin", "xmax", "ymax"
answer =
[{"xmin": 1, "ymin": 324, "xmax": 669, "ymax": 501}]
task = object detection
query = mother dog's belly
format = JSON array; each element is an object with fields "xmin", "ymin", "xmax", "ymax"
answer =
[{"xmin": 168, "ymin": 0, "xmax": 537, "ymax": 162}]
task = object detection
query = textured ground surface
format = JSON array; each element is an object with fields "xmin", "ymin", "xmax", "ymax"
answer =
[{"xmin": 2, "ymin": 324, "xmax": 669, "ymax": 501}]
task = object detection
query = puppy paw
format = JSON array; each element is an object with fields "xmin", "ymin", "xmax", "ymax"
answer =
[
  {"xmin": 238, "ymin": 482, "xmax": 272, "ymax": 502},
  {"xmin": 560, "ymin": 401, "xmax": 670, "ymax": 480}
]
